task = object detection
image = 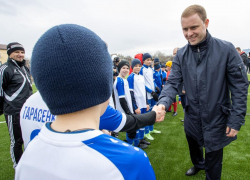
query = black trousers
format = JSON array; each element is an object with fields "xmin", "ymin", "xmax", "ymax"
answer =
[
  {"xmin": 186, "ymin": 134, "xmax": 223, "ymax": 180},
  {"xmin": 179, "ymin": 95, "xmax": 186, "ymax": 110},
  {"xmin": 5, "ymin": 114, "xmax": 23, "ymax": 168}
]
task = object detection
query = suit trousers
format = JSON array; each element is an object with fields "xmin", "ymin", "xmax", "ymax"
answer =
[{"xmin": 186, "ymin": 134, "xmax": 223, "ymax": 180}]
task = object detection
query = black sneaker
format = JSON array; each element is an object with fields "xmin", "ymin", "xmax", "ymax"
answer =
[
  {"xmin": 137, "ymin": 143, "xmax": 148, "ymax": 149},
  {"xmin": 140, "ymin": 139, "xmax": 151, "ymax": 145},
  {"xmin": 172, "ymin": 112, "xmax": 178, "ymax": 116},
  {"xmin": 167, "ymin": 110, "xmax": 172, "ymax": 112}
]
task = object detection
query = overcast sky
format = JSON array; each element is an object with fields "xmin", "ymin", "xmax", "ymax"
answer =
[{"xmin": 1, "ymin": 0, "xmax": 250, "ymax": 59}]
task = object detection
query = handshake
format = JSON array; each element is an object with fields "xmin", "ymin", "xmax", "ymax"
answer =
[{"xmin": 151, "ymin": 104, "xmax": 166, "ymax": 122}]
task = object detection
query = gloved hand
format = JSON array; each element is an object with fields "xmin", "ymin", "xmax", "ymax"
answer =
[
  {"xmin": 151, "ymin": 91, "xmax": 158, "ymax": 101},
  {"xmin": 155, "ymin": 87, "xmax": 160, "ymax": 94},
  {"xmin": 163, "ymin": 78, "xmax": 166, "ymax": 82}
]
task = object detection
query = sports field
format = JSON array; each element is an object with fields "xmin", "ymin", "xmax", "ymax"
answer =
[{"xmin": 0, "ymin": 84, "xmax": 249, "ymax": 180}]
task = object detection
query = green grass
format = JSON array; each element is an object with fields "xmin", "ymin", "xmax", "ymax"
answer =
[
  {"xmin": 0, "ymin": 83, "xmax": 249, "ymax": 179},
  {"xmin": 0, "ymin": 85, "xmax": 37, "ymax": 180}
]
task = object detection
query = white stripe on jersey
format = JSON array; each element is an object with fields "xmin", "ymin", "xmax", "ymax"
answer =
[
  {"xmin": 141, "ymin": 66, "xmax": 154, "ymax": 99},
  {"xmin": 113, "ymin": 113, "xmax": 126, "ymax": 132},
  {"xmin": 132, "ymin": 73, "xmax": 147, "ymax": 109}
]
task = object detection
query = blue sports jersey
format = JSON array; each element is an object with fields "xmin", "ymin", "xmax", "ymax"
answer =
[
  {"xmin": 113, "ymin": 77, "xmax": 133, "ymax": 114},
  {"xmin": 140, "ymin": 65, "xmax": 155, "ymax": 99},
  {"xmin": 153, "ymin": 69, "xmax": 162, "ymax": 91},
  {"xmin": 20, "ymin": 92, "xmax": 126, "ymax": 149},
  {"xmin": 127, "ymin": 73, "xmax": 147, "ymax": 109},
  {"xmin": 100, "ymin": 105, "xmax": 126, "ymax": 132},
  {"xmin": 161, "ymin": 70, "xmax": 167, "ymax": 85},
  {"xmin": 16, "ymin": 123, "xmax": 156, "ymax": 180}
]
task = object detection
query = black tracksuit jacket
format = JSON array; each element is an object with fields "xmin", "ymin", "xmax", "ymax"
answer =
[{"xmin": 0, "ymin": 58, "xmax": 32, "ymax": 115}]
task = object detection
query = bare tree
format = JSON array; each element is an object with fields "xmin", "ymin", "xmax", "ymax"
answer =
[
  {"xmin": 117, "ymin": 54, "xmax": 132, "ymax": 64},
  {"xmin": 152, "ymin": 51, "xmax": 174, "ymax": 64}
]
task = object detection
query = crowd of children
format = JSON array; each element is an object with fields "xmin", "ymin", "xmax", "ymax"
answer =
[{"xmin": 111, "ymin": 52, "xmax": 179, "ymax": 149}]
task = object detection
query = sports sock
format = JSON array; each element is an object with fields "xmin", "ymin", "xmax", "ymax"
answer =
[
  {"xmin": 134, "ymin": 130, "xmax": 140, "ymax": 146},
  {"xmin": 174, "ymin": 102, "xmax": 177, "ymax": 112},
  {"xmin": 139, "ymin": 128, "xmax": 145, "ymax": 140},
  {"xmin": 145, "ymin": 126, "xmax": 149, "ymax": 134},
  {"xmin": 126, "ymin": 133, "xmax": 134, "ymax": 145},
  {"xmin": 149, "ymin": 125, "xmax": 154, "ymax": 131}
]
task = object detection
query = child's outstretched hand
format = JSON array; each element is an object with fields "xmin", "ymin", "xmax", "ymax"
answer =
[{"xmin": 135, "ymin": 108, "xmax": 141, "ymax": 114}]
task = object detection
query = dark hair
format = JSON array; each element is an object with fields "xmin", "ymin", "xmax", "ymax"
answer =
[{"xmin": 113, "ymin": 57, "xmax": 120, "ymax": 63}]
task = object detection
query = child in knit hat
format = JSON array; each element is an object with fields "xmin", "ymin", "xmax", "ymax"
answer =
[
  {"xmin": 113, "ymin": 60, "xmax": 143, "ymax": 147},
  {"xmin": 113, "ymin": 60, "xmax": 133, "ymax": 115},
  {"xmin": 153, "ymin": 57, "xmax": 162, "ymax": 94},
  {"xmin": 161, "ymin": 63, "xmax": 167, "ymax": 85},
  {"xmin": 140, "ymin": 53, "xmax": 161, "ymax": 140},
  {"xmin": 127, "ymin": 58, "xmax": 151, "ymax": 148},
  {"xmin": 15, "ymin": 24, "xmax": 156, "ymax": 180}
]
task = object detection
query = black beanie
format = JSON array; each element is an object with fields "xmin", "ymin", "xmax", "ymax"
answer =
[
  {"xmin": 7, "ymin": 42, "xmax": 25, "ymax": 56},
  {"xmin": 118, "ymin": 60, "xmax": 130, "ymax": 72},
  {"xmin": 31, "ymin": 24, "xmax": 113, "ymax": 115}
]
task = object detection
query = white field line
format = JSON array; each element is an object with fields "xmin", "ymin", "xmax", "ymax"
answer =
[{"xmin": 0, "ymin": 121, "xmax": 5, "ymax": 124}]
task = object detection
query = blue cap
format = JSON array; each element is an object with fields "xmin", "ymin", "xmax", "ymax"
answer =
[
  {"xmin": 131, "ymin": 58, "xmax": 141, "ymax": 69},
  {"xmin": 154, "ymin": 57, "xmax": 161, "ymax": 70},
  {"xmin": 143, "ymin": 53, "xmax": 152, "ymax": 61}
]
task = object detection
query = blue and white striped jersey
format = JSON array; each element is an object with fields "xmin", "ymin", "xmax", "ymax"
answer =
[
  {"xmin": 140, "ymin": 65, "xmax": 155, "ymax": 100},
  {"xmin": 20, "ymin": 92, "xmax": 126, "ymax": 149},
  {"xmin": 113, "ymin": 77, "xmax": 133, "ymax": 114},
  {"xmin": 161, "ymin": 70, "xmax": 167, "ymax": 85},
  {"xmin": 153, "ymin": 69, "xmax": 162, "ymax": 91},
  {"xmin": 127, "ymin": 73, "xmax": 147, "ymax": 109},
  {"xmin": 16, "ymin": 123, "xmax": 156, "ymax": 180}
]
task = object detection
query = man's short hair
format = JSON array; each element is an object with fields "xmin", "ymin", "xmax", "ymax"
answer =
[
  {"xmin": 181, "ymin": 4, "xmax": 207, "ymax": 22},
  {"xmin": 236, "ymin": 47, "xmax": 241, "ymax": 51},
  {"xmin": 173, "ymin": 47, "xmax": 179, "ymax": 51}
]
